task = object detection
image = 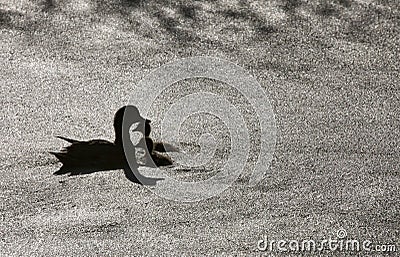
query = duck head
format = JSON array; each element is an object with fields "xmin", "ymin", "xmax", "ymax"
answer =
[{"xmin": 114, "ymin": 105, "xmax": 148, "ymax": 146}]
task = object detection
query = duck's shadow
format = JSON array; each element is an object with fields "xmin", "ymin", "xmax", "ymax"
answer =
[
  {"xmin": 51, "ymin": 137, "xmax": 173, "ymax": 186},
  {"xmin": 54, "ymin": 164, "xmax": 164, "ymax": 186}
]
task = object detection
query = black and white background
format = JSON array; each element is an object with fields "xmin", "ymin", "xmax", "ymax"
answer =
[{"xmin": 1, "ymin": 0, "xmax": 399, "ymax": 255}]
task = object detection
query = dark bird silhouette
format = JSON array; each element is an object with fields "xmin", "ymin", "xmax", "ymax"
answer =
[
  {"xmin": 137, "ymin": 137, "xmax": 174, "ymax": 167},
  {"xmin": 50, "ymin": 105, "xmax": 163, "ymax": 185},
  {"xmin": 138, "ymin": 120, "xmax": 179, "ymax": 167},
  {"xmin": 144, "ymin": 120, "xmax": 180, "ymax": 153}
]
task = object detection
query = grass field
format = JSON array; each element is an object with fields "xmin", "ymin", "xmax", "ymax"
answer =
[{"xmin": 1, "ymin": 0, "xmax": 399, "ymax": 255}]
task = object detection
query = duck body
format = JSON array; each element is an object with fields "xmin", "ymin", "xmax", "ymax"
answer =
[{"xmin": 50, "ymin": 137, "xmax": 127, "ymax": 175}]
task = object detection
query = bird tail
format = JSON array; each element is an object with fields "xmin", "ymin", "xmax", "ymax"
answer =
[
  {"xmin": 53, "ymin": 166, "xmax": 69, "ymax": 175},
  {"xmin": 56, "ymin": 136, "xmax": 79, "ymax": 143},
  {"xmin": 49, "ymin": 151, "xmax": 68, "ymax": 163}
]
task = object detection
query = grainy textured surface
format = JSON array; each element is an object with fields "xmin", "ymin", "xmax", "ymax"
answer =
[{"xmin": 1, "ymin": 0, "xmax": 399, "ymax": 256}]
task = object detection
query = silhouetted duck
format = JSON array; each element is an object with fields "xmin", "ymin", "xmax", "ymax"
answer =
[
  {"xmin": 137, "ymin": 120, "xmax": 179, "ymax": 167},
  {"xmin": 50, "ymin": 105, "xmax": 163, "ymax": 185}
]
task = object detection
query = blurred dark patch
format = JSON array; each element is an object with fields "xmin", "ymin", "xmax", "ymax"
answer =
[
  {"xmin": 0, "ymin": 9, "xmax": 24, "ymax": 30},
  {"xmin": 256, "ymin": 24, "xmax": 278, "ymax": 35},
  {"xmin": 282, "ymin": 0, "xmax": 302, "ymax": 12},
  {"xmin": 316, "ymin": 0, "xmax": 352, "ymax": 17},
  {"xmin": 337, "ymin": 0, "xmax": 352, "ymax": 7},
  {"xmin": 153, "ymin": 10, "xmax": 199, "ymax": 45},
  {"xmin": 316, "ymin": 3, "xmax": 338, "ymax": 17},
  {"xmin": 41, "ymin": 0, "xmax": 55, "ymax": 12},
  {"xmin": 0, "ymin": 9, "xmax": 12, "ymax": 27},
  {"xmin": 204, "ymin": 3, "xmax": 281, "ymax": 45},
  {"xmin": 179, "ymin": 4, "xmax": 196, "ymax": 19},
  {"xmin": 346, "ymin": 16, "xmax": 374, "ymax": 44},
  {"xmin": 95, "ymin": 0, "xmax": 124, "ymax": 15},
  {"xmin": 155, "ymin": 11, "xmax": 180, "ymax": 29},
  {"xmin": 343, "ymin": 6, "xmax": 395, "ymax": 45},
  {"xmin": 174, "ymin": 29, "xmax": 200, "ymax": 45},
  {"xmin": 220, "ymin": 9, "xmax": 249, "ymax": 19},
  {"xmin": 82, "ymin": 222, "xmax": 120, "ymax": 233},
  {"xmin": 122, "ymin": 0, "xmax": 142, "ymax": 8},
  {"xmin": 7, "ymin": 0, "xmax": 391, "ymax": 51}
]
